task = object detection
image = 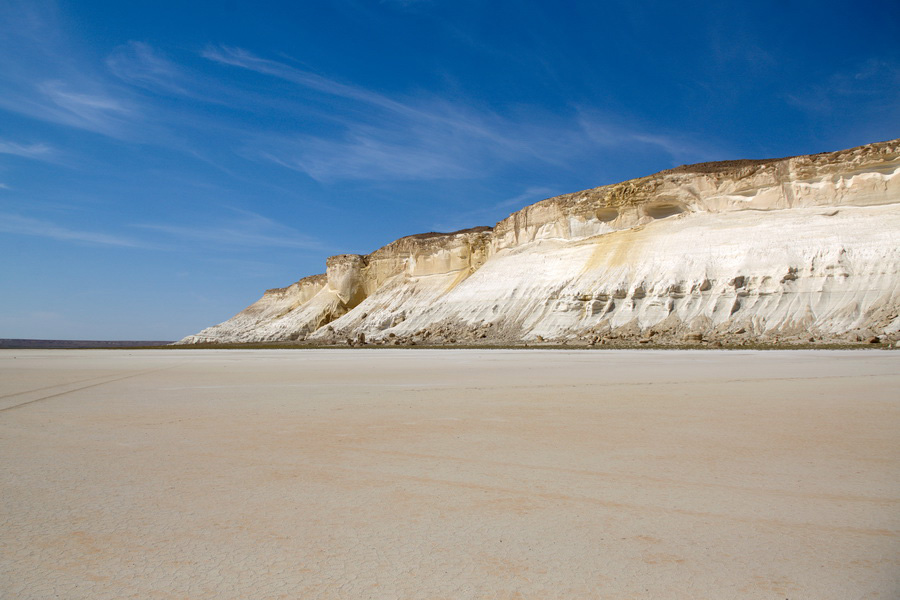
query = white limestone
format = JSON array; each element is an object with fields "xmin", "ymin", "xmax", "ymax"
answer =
[{"xmin": 179, "ymin": 140, "xmax": 900, "ymax": 345}]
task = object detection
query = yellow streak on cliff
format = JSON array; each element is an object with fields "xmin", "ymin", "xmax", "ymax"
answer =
[
  {"xmin": 444, "ymin": 267, "xmax": 474, "ymax": 294},
  {"xmin": 583, "ymin": 225, "xmax": 649, "ymax": 273}
]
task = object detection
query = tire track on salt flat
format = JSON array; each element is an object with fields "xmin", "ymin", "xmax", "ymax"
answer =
[
  {"xmin": 0, "ymin": 371, "xmax": 140, "ymax": 401},
  {"xmin": 0, "ymin": 365, "xmax": 182, "ymax": 414}
]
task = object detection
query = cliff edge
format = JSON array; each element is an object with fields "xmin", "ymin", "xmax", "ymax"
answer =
[{"xmin": 179, "ymin": 139, "xmax": 900, "ymax": 346}]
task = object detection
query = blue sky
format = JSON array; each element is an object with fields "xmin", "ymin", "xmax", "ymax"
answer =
[{"xmin": 1, "ymin": 0, "xmax": 898, "ymax": 340}]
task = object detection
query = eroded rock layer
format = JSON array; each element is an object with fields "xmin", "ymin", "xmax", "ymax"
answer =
[{"xmin": 179, "ymin": 140, "xmax": 900, "ymax": 346}]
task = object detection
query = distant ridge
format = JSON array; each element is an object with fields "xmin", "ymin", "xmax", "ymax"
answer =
[{"xmin": 0, "ymin": 339, "xmax": 173, "ymax": 349}]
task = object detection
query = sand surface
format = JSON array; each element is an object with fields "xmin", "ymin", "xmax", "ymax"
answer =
[{"xmin": 1, "ymin": 349, "xmax": 898, "ymax": 599}]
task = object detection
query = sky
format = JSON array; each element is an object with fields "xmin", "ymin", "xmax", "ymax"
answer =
[{"xmin": 1, "ymin": 0, "xmax": 898, "ymax": 340}]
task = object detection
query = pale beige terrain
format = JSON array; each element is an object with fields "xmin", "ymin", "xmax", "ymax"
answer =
[{"xmin": 1, "ymin": 349, "xmax": 898, "ymax": 600}]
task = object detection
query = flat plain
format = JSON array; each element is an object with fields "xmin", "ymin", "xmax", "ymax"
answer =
[{"xmin": 1, "ymin": 349, "xmax": 898, "ymax": 599}]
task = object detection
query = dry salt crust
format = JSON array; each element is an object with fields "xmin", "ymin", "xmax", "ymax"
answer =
[{"xmin": 1, "ymin": 349, "xmax": 898, "ymax": 600}]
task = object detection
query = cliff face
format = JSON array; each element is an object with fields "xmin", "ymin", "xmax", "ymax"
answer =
[
  {"xmin": 179, "ymin": 139, "xmax": 900, "ymax": 346},
  {"xmin": 180, "ymin": 227, "xmax": 493, "ymax": 344}
]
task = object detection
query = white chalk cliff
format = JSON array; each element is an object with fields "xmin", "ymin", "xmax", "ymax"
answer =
[{"xmin": 180, "ymin": 139, "xmax": 900, "ymax": 346}]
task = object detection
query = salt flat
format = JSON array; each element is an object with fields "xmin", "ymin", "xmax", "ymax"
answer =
[{"xmin": 1, "ymin": 349, "xmax": 898, "ymax": 599}]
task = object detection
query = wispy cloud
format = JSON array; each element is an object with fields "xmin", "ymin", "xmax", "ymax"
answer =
[
  {"xmin": 204, "ymin": 46, "xmax": 715, "ymax": 182},
  {"xmin": 0, "ymin": 4, "xmax": 719, "ymax": 191},
  {"xmin": 204, "ymin": 45, "xmax": 524, "ymax": 148},
  {"xmin": 0, "ymin": 68, "xmax": 139, "ymax": 141},
  {"xmin": 0, "ymin": 139, "xmax": 54, "ymax": 160},
  {"xmin": 577, "ymin": 111, "xmax": 718, "ymax": 164},
  {"xmin": 106, "ymin": 41, "xmax": 190, "ymax": 97},
  {"xmin": 1, "ymin": 0, "xmax": 716, "ymax": 188},
  {"xmin": 0, "ymin": 208, "xmax": 320, "ymax": 252},
  {"xmin": 492, "ymin": 186, "xmax": 558, "ymax": 211},
  {"xmin": 0, "ymin": 2, "xmax": 142, "ymax": 139},
  {"xmin": 257, "ymin": 131, "xmax": 477, "ymax": 181},
  {"xmin": 35, "ymin": 80, "xmax": 137, "ymax": 135},
  {"xmin": 203, "ymin": 47, "xmax": 576, "ymax": 181},
  {"xmin": 202, "ymin": 45, "xmax": 411, "ymax": 114},
  {"xmin": 0, "ymin": 213, "xmax": 144, "ymax": 247},
  {"xmin": 135, "ymin": 209, "xmax": 323, "ymax": 250},
  {"xmin": 786, "ymin": 59, "xmax": 900, "ymax": 115}
]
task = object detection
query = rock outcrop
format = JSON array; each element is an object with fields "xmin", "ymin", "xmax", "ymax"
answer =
[{"xmin": 179, "ymin": 139, "xmax": 900, "ymax": 346}]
